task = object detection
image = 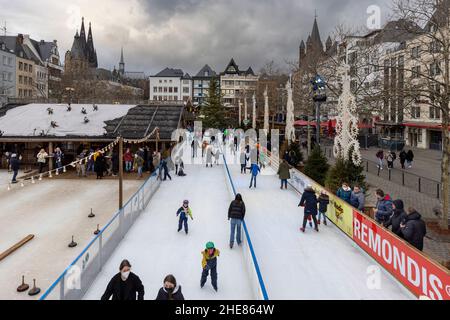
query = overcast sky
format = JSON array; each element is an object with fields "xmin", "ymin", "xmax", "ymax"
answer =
[{"xmin": 0, "ymin": 0, "xmax": 393, "ymax": 75}]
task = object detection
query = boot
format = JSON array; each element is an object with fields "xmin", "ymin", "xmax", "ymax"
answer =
[
  {"xmin": 324, "ymin": 219, "xmax": 327, "ymax": 226},
  {"xmin": 300, "ymin": 227, "xmax": 305, "ymax": 233},
  {"xmin": 315, "ymin": 227, "xmax": 319, "ymax": 232}
]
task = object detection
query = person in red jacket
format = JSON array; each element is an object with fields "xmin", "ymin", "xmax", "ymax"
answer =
[{"xmin": 124, "ymin": 148, "xmax": 133, "ymax": 172}]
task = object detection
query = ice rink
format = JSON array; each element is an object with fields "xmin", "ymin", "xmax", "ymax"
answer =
[
  {"xmin": 84, "ymin": 142, "xmax": 414, "ymax": 300},
  {"xmin": 84, "ymin": 163, "xmax": 254, "ymax": 300},
  {"xmin": 0, "ymin": 171, "xmax": 142, "ymax": 300}
]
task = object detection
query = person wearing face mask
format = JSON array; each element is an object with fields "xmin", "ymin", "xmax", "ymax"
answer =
[
  {"xmin": 176, "ymin": 200, "xmax": 193, "ymax": 234},
  {"xmin": 336, "ymin": 182, "xmax": 352, "ymax": 204},
  {"xmin": 156, "ymin": 275, "xmax": 185, "ymax": 300},
  {"xmin": 101, "ymin": 259, "xmax": 145, "ymax": 300},
  {"xmin": 200, "ymin": 242, "xmax": 220, "ymax": 292}
]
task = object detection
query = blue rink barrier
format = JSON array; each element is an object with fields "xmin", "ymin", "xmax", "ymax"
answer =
[{"xmin": 222, "ymin": 154, "xmax": 269, "ymax": 300}]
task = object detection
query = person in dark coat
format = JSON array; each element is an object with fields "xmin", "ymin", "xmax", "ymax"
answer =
[
  {"xmin": 111, "ymin": 151, "xmax": 119, "ymax": 176},
  {"xmin": 399, "ymin": 150, "xmax": 407, "ymax": 169},
  {"xmin": 400, "ymin": 207, "xmax": 427, "ymax": 251},
  {"xmin": 384, "ymin": 199, "xmax": 407, "ymax": 237},
  {"xmin": 161, "ymin": 158, "xmax": 172, "ymax": 181},
  {"xmin": 101, "ymin": 260, "xmax": 144, "ymax": 300},
  {"xmin": 277, "ymin": 159, "xmax": 291, "ymax": 189},
  {"xmin": 228, "ymin": 193, "xmax": 246, "ymax": 248},
  {"xmin": 406, "ymin": 150, "xmax": 414, "ymax": 169},
  {"xmin": 156, "ymin": 275, "xmax": 184, "ymax": 300},
  {"xmin": 10, "ymin": 153, "xmax": 20, "ymax": 183},
  {"xmin": 317, "ymin": 190, "xmax": 330, "ymax": 225},
  {"xmin": 201, "ymin": 242, "xmax": 220, "ymax": 292},
  {"xmin": 336, "ymin": 183, "xmax": 352, "ymax": 203},
  {"xmin": 298, "ymin": 186, "xmax": 319, "ymax": 232},
  {"xmin": 94, "ymin": 151, "xmax": 106, "ymax": 179},
  {"xmin": 374, "ymin": 189, "xmax": 393, "ymax": 223}
]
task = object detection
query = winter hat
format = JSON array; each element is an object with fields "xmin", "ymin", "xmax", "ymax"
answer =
[
  {"xmin": 206, "ymin": 242, "xmax": 215, "ymax": 249},
  {"xmin": 11, "ymin": 153, "xmax": 17, "ymax": 158},
  {"xmin": 183, "ymin": 200, "xmax": 189, "ymax": 206},
  {"xmin": 393, "ymin": 199, "xmax": 404, "ymax": 210}
]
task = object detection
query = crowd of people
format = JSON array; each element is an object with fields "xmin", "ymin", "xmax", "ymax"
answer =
[{"xmin": 375, "ymin": 149, "xmax": 415, "ymax": 170}]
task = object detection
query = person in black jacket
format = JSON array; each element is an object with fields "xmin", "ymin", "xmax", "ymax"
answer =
[
  {"xmin": 228, "ymin": 193, "xmax": 246, "ymax": 249},
  {"xmin": 298, "ymin": 186, "xmax": 319, "ymax": 232},
  {"xmin": 317, "ymin": 191, "xmax": 330, "ymax": 226},
  {"xmin": 400, "ymin": 207, "xmax": 427, "ymax": 251},
  {"xmin": 156, "ymin": 274, "xmax": 184, "ymax": 300},
  {"xmin": 10, "ymin": 153, "xmax": 20, "ymax": 183},
  {"xmin": 383, "ymin": 199, "xmax": 407, "ymax": 237},
  {"xmin": 101, "ymin": 259, "xmax": 145, "ymax": 300}
]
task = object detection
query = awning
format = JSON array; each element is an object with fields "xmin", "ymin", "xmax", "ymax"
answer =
[{"xmin": 403, "ymin": 122, "xmax": 450, "ymax": 130}]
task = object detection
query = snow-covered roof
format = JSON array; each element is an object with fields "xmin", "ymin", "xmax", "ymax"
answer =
[{"xmin": 0, "ymin": 103, "xmax": 136, "ymax": 137}]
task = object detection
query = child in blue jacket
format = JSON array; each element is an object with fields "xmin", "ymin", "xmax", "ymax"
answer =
[{"xmin": 249, "ymin": 163, "xmax": 261, "ymax": 189}]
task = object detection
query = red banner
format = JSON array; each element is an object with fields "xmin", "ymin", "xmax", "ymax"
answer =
[{"xmin": 353, "ymin": 210, "xmax": 450, "ymax": 300}]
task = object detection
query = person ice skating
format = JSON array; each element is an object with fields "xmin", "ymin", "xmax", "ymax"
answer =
[
  {"xmin": 200, "ymin": 242, "xmax": 220, "ymax": 292},
  {"xmin": 101, "ymin": 259, "xmax": 144, "ymax": 300},
  {"xmin": 406, "ymin": 150, "xmax": 414, "ymax": 169},
  {"xmin": 399, "ymin": 150, "xmax": 407, "ymax": 169},
  {"xmin": 191, "ymin": 139, "xmax": 198, "ymax": 158},
  {"xmin": 124, "ymin": 148, "xmax": 133, "ymax": 172},
  {"xmin": 400, "ymin": 207, "xmax": 427, "ymax": 251},
  {"xmin": 161, "ymin": 158, "xmax": 172, "ymax": 181},
  {"xmin": 374, "ymin": 189, "xmax": 393, "ymax": 224},
  {"xmin": 228, "ymin": 193, "xmax": 246, "ymax": 249},
  {"xmin": 350, "ymin": 185, "xmax": 365, "ymax": 211},
  {"xmin": 277, "ymin": 159, "xmax": 291, "ymax": 189},
  {"xmin": 376, "ymin": 149, "xmax": 384, "ymax": 170},
  {"xmin": 214, "ymin": 146, "xmax": 220, "ymax": 165},
  {"xmin": 317, "ymin": 190, "xmax": 330, "ymax": 225},
  {"xmin": 76, "ymin": 149, "xmax": 88, "ymax": 177},
  {"xmin": 298, "ymin": 185, "xmax": 319, "ymax": 232},
  {"xmin": 175, "ymin": 156, "xmax": 184, "ymax": 175},
  {"xmin": 10, "ymin": 153, "xmax": 20, "ymax": 183},
  {"xmin": 384, "ymin": 199, "xmax": 407, "ymax": 238},
  {"xmin": 176, "ymin": 200, "xmax": 193, "ymax": 234},
  {"xmin": 386, "ymin": 152, "xmax": 395, "ymax": 169},
  {"xmin": 36, "ymin": 148, "xmax": 48, "ymax": 173},
  {"xmin": 156, "ymin": 275, "xmax": 184, "ymax": 300},
  {"xmin": 336, "ymin": 182, "xmax": 352, "ymax": 203},
  {"xmin": 240, "ymin": 150, "xmax": 247, "ymax": 174},
  {"xmin": 249, "ymin": 163, "xmax": 261, "ymax": 189},
  {"xmin": 206, "ymin": 144, "xmax": 213, "ymax": 167}
]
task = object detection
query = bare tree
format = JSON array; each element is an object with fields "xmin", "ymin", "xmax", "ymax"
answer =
[{"xmin": 390, "ymin": 0, "xmax": 450, "ymax": 229}]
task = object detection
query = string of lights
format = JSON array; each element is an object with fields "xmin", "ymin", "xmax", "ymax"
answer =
[{"xmin": 5, "ymin": 127, "xmax": 160, "ymax": 191}]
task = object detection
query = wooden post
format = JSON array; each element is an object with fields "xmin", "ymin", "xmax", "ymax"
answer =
[
  {"xmin": 119, "ymin": 137, "xmax": 123, "ymax": 210},
  {"xmin": 48, "ymin": 142, "xmax": 53, "ymax": 171}
]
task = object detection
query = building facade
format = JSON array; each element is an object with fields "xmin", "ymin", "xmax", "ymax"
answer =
[
  {"xmin": 0, "ymin": 41, "xmax": 16, "ymax": 101},
  {"xmin": 149, "ymin": 68, "xmax": 192, "ymax": 103},
  {"xmin": 192, "ymin": 64, "xmax": 217, "ymax": 107},
  {"xmin": 220, "ymin": 58, "xmax": 258, "ymax": 111}
]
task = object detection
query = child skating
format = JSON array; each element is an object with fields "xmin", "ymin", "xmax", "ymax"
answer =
[
  {"xmin": 200, "ymin": 242, "xmax": 220, "ymax": 292},
  {"xmin": 318, "ymin": 190, "xmax": 330, "ymax": 225},
  {"xmin": 176, "ymin": 200, "xmax": 193, "ymax": 234}
]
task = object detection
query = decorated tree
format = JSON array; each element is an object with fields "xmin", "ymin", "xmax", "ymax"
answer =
[{"xmin": 201, "ymin": 78, "xmax": 228, "ymax": 129}]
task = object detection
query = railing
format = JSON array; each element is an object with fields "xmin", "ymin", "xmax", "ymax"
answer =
[
  {"xmin": 39, "ymin": 172, "xmax": 161, "ymax": 300},
  {"xmin": 321, "ymin": 146, "xmax": 442, "ymax": 200},
  {"xmin": 222, "ymin": 153, "xmax": 269, "ymax": 300}
]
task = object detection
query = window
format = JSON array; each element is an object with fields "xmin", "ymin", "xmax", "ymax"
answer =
[
  {"xmin": 2, "ymin": 56, "xmax": 6, "ymax": 65},
  {"xmin": 430, "ymin": 62, "xmax": 441, "ymax": 76},
  {"xmin": 429, "ymin": 41, "xmax": 441, "ymax": 53},
  {"xmin": 153, "ymin": 87, "xmax": 157, "ymax": 93},
  {"xmin": 183, "ymin": 87, "xmax": 189, "ymax": 93},
  {"xmin": 29, "ymin": 65, "xmax": 32, "ymax": 73},
  {"xmin": 169, "ymin": 87, "xmax": 173, "ymax": 93},
  {"xmin": 19, "ymin": 89, "xmax": 22, "ymax": 97},
  {"xmin": 164, "ymin": 87, "xmax": 167, "ymax": 93},
  {"xmin": 19, "ymin": 62, "xmax": 23, "ymax": 70},
  {"xmin": 153, "ymin": 96, "xmax": 157, "ymax": 101},
  {"xmin": 174, "ymin": 87, "xmax": 178, "ymax": 93},
  {"xmin": 411, "ymin": 46, "xmax": 420, "ymax": 59},
  {"xmin": 19, "ymin": 75, "xmax": 23, "ymax": 84},
  {"xmin": 158, "ymin": 87, "xmax": 162, "ymax": 93},
  {"xmin": 411, "ymin": 106, "xmax": 420, "ymax": 119},
  {"xmin": 411, "ymin": 66, "xmax": 420, "ymax": 78},
  {"xmin": 183, "ymin": 80, "xmax": 189, "ymax": 85}
]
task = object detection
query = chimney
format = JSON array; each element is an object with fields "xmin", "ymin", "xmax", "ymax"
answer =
[{"xmin": 17, "ymin": 34, "xmax": 24, "ymax": 44}]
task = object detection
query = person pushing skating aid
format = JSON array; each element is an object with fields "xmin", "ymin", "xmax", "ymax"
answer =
[
  {"xmin": 200, "ymin": 242, "xmax": 220, "ymax": 292},
  {"xmin": 176, "ymin": 200, "xmax": 193, "ymax": 234}
]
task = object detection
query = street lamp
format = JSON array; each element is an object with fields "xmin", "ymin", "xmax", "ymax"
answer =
[{"xmin": 311, "ymin": 74, "xmax": 327, "ymax": 146}]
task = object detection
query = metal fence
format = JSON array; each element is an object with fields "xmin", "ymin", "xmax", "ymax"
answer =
[
  {"xmin": 39, "ymin": 172, "xmax": 161, "ymax": 300},
  {"xmin": 321, "ymin": 146, "xmax": 442, "ymax": 200}
]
